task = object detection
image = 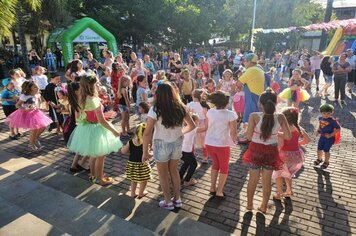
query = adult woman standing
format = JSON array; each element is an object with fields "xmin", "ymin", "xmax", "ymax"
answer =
[
  {"xmin": 319, "ymin": 56, "xmax": 333, "ymax": 97},
  {"xmin": 115, "ymin": 53, "xmax": 129, "ymax": 72},
  {"xmin": 28, "ymin": 49, "xmax": 41, "ymax": 74},
  {"xmin": 184, "ymin": 56, "xmax": 197, "ymax": 79},
  {"xmin": 332, "ymin": 53, "xmax": 351, "ymax": 105},
  {"xmin": 111, "ymin": 62, "xmax": 125, "ymax": 111},
  {"xmin": 143, "ymin": 81, "xmax": 195, "ymax": 210},
  {"xmin": 99, "ymin": 50, "xmax": 114, "ymax": 70},
  {"xmin": 143, "ymin": 55, "xmax": 155, "ymax": 87},
  {"xmin": 86, "ymin": 52, "xmax": 98, "ymax": 71},
  {"xmin": 168, "ymin": 53, "xmax": 183, "ymax": 74}
]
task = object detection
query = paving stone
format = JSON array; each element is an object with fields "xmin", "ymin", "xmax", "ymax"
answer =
[{"xmin": 1, "ymin": 77, "xmax": 356, "ymax": 235}]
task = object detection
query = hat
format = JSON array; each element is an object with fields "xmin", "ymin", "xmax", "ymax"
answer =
[
  {"xmin": 2, "ymin": 78, "xmax": 11, "ymax": 87},
  {"xmin": 245, "ymin": 53, "xmax": 258, "ymax": 63},
  {"xmin": 319, "ymin": 104, "xmax": 334, "ymax": 113}
]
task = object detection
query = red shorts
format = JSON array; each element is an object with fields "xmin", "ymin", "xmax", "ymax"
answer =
[{"xmin": 206, "ymin": 145, "xmax": 230, "ymax": 174}]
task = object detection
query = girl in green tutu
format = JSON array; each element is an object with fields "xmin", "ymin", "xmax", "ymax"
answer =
[{"xmin": 67, "ymin": 72, "xmax": 122, "ymax": 186}]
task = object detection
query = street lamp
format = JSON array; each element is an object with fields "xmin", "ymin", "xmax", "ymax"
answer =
[{"xmin": 250, "ymin": 0, "xmax": 257, "ymax": 51}]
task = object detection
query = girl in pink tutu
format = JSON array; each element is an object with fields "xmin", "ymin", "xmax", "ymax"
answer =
[
  {"xmin": 272, "ymin": 107, "xmax": 310, "ymax": 200},
  {"xmin": 233, "ymin": 82, "xmax": 244, "ymax": 123},
  {"xmin": 7, "ymin": 81, "xmax": 52, "ymax": 150}
]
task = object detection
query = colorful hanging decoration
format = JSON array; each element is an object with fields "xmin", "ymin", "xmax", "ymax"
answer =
[{"xmin": 253, "ymin": 19, "xmax": 356, "ymax": 34}]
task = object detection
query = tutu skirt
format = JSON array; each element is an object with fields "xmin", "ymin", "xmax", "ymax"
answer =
[
  {"xmin": 243, "ymin": 142, "xmax": 283, "ymax": 170},
  {"xmin": 233, "ymin": 99, "xmax": 244, "ymax": 113},
  {"xmin": 272, "ymin": 149, "xmax": 304, "ymax": 179},
  {"xmin": 67, "ymin": 123, "xmax": 122, "ymax": 157},
  {"xmin": 279, "ymin": 88, "xmax": 310, "ymax": 103},
  {"xmin": 126, "ymin": 161, "xmax": 151, "ymax": 182},
  {"xmin": 6, "ymin": 109, "xmax": 52, "ymax": 130}
]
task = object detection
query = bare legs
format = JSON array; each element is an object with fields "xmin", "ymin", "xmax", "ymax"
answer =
[
  {"xmin": 89, "ymin": 156, "xmax": 111, "ymax": 185},
  {"xmin": 121, "ymin": 112, "xmax": 129, "ymax": 135},
  {"xmin": 130, "ymin": 181, "xmax": 148, "ymax": 198},
  {"xmin": 29, "ymin": 127, "xmax": 45, "ymax": 146},
  {"xmin": 319, "ymin": 83, "xmax": 331, "ymax": 96},
  {"xmin": 247, "ymin": 169, "xmax": 273, "ymax": 213},
  {"xmin": 210, "ymin": 169, "xmax": 228, "ymax": 197},
  {"xmin": 156, "ymin": 160, "xmax": 181, "ymax": 203}
]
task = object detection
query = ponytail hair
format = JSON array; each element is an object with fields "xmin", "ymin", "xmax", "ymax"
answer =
[
  {"xmin": 282, "ymin": 107, "xmax": 301, "ymax": 135},
  {"xmin": 134, "ymin": 123, "xmax": 146, "ymax": 145},
  {"xmin": 259, "ymin": 88, "xmax": 277, "ymax": 141}
]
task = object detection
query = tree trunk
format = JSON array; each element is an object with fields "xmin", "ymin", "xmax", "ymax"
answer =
[
  {"xmin": 319, "ymin": 0, "xmax": 333, "ymax": 51},
  {"xmin": 16, "ymin": 3, "xmax": 30, "ymax": 75},
  {"xmin": 11, "ymin": 30, "xmax": 18, "ymax": 55}
]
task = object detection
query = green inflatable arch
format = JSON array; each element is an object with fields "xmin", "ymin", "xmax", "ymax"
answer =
[{"xmin": 52, "ymin": 17, "xmax": 118, "ymax": 66}]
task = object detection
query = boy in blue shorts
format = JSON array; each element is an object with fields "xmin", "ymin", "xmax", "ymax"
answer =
[{"xmin": 314, "ymin": 104, "xmax": 340, "ymax": 169}]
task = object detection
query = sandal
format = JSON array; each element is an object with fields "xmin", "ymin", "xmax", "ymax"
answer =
[
  {"xmin": 321, "ymin": 161, "xmax": 329, "ymax": 169},
  {"xmin": 314, "ymin": 159, "xmax": 323, "ymax": 165},
  {"xmin": 95, "ymin": 178, "xmax": 113, "ymax": 186}
]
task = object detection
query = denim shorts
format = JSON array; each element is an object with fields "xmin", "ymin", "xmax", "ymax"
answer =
[
  {"xmin": 153, "ymin": 136, "xmax": 183, "ymax": 162},
  {"xmin": 118, "ymin": 104, "xmax": 129, "ymax": 113},
  {"xmin": 324, "ymin": 75, "xmax": 333, "ymax": 84}
]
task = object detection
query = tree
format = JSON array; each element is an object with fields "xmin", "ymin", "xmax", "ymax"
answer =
[{"xmin": 0, "ymin": 0, "xmax": 42, "ymax": 73}]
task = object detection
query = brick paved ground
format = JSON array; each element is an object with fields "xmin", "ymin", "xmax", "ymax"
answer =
[{"xmin": 0, "ymin": 78, "xmax": 355, "ymax": 235}]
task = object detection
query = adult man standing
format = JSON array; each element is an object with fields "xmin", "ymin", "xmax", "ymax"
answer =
[
  {"xmin": 346, "ymin": 48, "xmax": 356, "ymax": 95},
  {"xmin": 217, "ymin": 50, "xmax": 228, "ymax": 79},
  {"xmin": 237, "ymin": 53, "xmax": 265, "ymax": 123}
]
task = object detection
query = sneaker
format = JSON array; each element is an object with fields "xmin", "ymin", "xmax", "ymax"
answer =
[
  {"xmin": 15, "ymin": 133, "xmax": 22, "ymax": 137},
  {"xmin": 341, "ymin": 100, "xmax": 346, "ymax": 105},
  {"xmin": 37, "ymin": 141, "xmax": 44, "ymax": 149},
  {"xmin": 171, "ymin": 198, "xmax": 183, "ymax": 208},
  {"xmin": 159, "ymin": 200, "xmax": 174, "ymax": 210},
  {"xmin": 334, "ymin": 99, "xmax": 339, "ymax": 104},
  {"xmin": 28, "ymin": 144, "xmax": 38, "ymax": 151}
]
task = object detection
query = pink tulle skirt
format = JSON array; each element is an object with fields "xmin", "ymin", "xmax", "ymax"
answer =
[
  {"xmin": 272, "ymin": 149, "xmax": 304, "ymax": 179},
  {"xmin": 6, "ymin": 108, "xmax": 53, "ymax": 130}
]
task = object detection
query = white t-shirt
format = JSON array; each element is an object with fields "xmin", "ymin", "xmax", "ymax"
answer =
[
  {"xmin": 310, "ymin": 56, "xmax": 321, "ymax": 70},
  {"xmin": 182, "ymin": 128, "xmax": 197, "ymax": 152},
  {"xmin": 32, "ymin": 75, "xmax": 48, "ymax": 90},
  {"xmin": 187, "ymin": 101, "xmax": 205, "ymax": 120},
  {"xmin": 20, "ymin": 94, "xmax": 40, "ymax": 109},
  {"xmin": 205, "ymin": 108, "xmax": 237, "ymax": 147},
  {"xmin": 140, "ymin": 113, "xmax": 148, "ymax": 123},
  {"xmin": 148, "ymin": 107, "xmax": 183, "ymax": 142}
]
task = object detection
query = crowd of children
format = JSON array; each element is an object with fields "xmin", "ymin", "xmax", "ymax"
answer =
[{"xmin": 0, "ymin": 47, "xmax": 344, "ymax": 214}]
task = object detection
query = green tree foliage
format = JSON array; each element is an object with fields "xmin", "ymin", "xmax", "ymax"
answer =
[
  {"xmin": 1, "ymin": 0, "xmax": 329, "ymax": 53},
  {"xmin": 222, "ymin": 0, "xmax": 325, "ymax": 54}
]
